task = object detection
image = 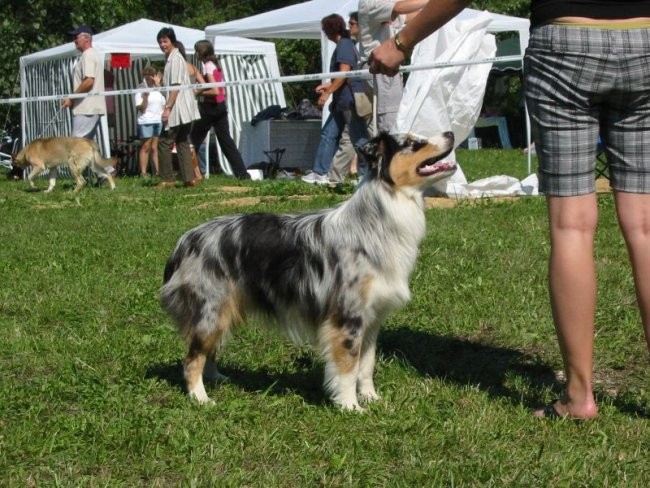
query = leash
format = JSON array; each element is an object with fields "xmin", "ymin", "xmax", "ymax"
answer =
[
  {"xmin": 35, "ymin": 107, "xmax": 65, "ymax": 139},
  {"xmin": 371, "ymin": 73, "xmax": 378, "ymax": 136}
]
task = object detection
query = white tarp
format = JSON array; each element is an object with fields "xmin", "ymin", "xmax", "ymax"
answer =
[
  {"xmin": 447, "ymin": 173, "xmax": 538, "ymax": 199},
  {"xmin": 396, "ymin": 12, "xmax": 496, "ymax": 194}
]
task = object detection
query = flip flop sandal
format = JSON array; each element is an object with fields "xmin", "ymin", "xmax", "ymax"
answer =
[{"xmin": 540, "ymin": 401, "xmax": 563, "ymax": 419}]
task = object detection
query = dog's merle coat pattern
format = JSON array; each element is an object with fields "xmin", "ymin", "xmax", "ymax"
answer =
[{"xmin": 161, "ymin": 131, "xmax": 455, "ymax": 410}]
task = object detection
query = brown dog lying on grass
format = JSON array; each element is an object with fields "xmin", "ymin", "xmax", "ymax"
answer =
[{"xmin": 13, "ymin": 137, "xmax": 116, "ymax": 192}]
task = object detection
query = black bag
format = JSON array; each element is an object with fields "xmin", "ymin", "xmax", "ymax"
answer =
[{"xmin": 251, "ymin": 105, "xmax": 285, "ymax": 126}]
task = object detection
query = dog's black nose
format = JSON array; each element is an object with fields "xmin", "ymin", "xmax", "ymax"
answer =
[{"xmin": 443, "ymin": 131, "xmax": 455, "ymax": 143}]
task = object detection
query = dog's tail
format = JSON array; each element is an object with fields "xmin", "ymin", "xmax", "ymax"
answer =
[
  {"xmin": 89, "ymin": 141, "xmax": 116, "ymax": 190},
  {"xmin": 162, "ymin": 235, "xmax": 188, "ymax": 284},
  {"xmin": 163, "ymin": 255, "xmax": 180, "ymax": 284}
]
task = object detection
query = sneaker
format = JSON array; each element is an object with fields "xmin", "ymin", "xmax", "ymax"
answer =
[{"xmin": 301, "ymin": 172, "xmax": 329, "ymax": 185}]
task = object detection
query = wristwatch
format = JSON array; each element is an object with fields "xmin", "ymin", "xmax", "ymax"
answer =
[{"xmin": 394, "ymin": 32, "xmax": 413, "ymax": 56}]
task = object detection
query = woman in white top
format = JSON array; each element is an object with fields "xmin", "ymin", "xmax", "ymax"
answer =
[{"xmin": 134, "ymin": 66, "xmax": 165, "ymax": 176}]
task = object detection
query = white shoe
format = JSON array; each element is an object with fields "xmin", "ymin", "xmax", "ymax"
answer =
[{"xmin": 301, "ymin": 172, "xmax": 329, "ymax": 185}]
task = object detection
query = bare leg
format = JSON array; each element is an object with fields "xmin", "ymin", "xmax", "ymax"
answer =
[
  {"xmin": 535, "ymin": 194, "xmax": 599, "ymax": 419},
  {"xmin": 614, "ymin": 191, "xmax": 650, "ymax": 352},
  {"xmin": 150, "ymin": 137, "xmax": 160, "ymax": 175},
  {"xmin": 139, "ymin": 139, "xmax": 152, "ymax": 175}
]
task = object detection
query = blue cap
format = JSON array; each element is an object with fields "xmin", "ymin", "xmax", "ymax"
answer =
[{"xmin": 69, "ymin": 25, "xmax": 93, "ymax": 36}]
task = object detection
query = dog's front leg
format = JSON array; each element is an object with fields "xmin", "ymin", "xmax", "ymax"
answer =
[
  {"xmin": 320, "ymin": 320, "xmax": 363, "ymax": 411},
  {"xmin": 45, "ymin": 166, "xmax": 58, "ymax": 193},
  {"xmin": 27, "ymin": 165, "xmax": 44, "ymax": 191}
]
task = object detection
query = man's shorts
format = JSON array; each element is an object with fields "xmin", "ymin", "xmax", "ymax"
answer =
[
  {"xmin": 72, "ymin": 114, "xmax": 101, "ymax": 140},
  {"xmin": 524, "ymin": 24, "xmax": 650, "ymax": 196},
  {"xmin": 138, "ymin": 123, "xmax": 163, "ymax": 140}
]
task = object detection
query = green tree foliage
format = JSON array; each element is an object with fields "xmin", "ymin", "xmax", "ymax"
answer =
[{"xmin": 472, "ymin": 0, "xmax": 528, "ymax": 17}]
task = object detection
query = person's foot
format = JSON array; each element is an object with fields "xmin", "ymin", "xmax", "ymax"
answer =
[
  {"xmin": 184, "ymin": 180, "xmax": 197, "ymax": 188},
  {"xmin": 533, "ymin": 398, "xmax": 598, "ymax": 420},
  {"xmin": 301, "ymin": 171, "xmax": 329, "ymax": 185}
]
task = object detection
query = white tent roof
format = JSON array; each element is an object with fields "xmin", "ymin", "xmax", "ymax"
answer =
[
  {"xmin": 206, "ymin": 0, "xmax": 358, "ymax": 40},
  {"xmin": 206, "ymin": 2, "xmax": 530, "ymax": 60},
  {"xmin": 21, "ymin": 18, "xmax": 280, "ymax": 65}
]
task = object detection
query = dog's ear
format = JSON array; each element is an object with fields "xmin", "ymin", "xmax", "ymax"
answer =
[
  {"xmin": 359, "ymin": 136, "xmax": 384, "ymax": 162},
  {"xmin": 360, "ymin": 132, "xmax": 397, "ymax": 174}
]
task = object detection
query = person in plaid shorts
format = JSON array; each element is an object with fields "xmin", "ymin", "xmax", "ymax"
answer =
[{"xmin": 369, "ymin": 0, "xmax": 650, "ymax": 420}]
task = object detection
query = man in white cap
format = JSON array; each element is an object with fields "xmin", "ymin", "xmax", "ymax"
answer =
[{"xmin": 62, "ymin": 25, "xmax": 107, "ymax": 141}]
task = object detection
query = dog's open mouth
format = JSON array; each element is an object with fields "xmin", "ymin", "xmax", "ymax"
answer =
[{"xmin": 416, "ymin": 149, "xmax": 456, "ymax": 177}]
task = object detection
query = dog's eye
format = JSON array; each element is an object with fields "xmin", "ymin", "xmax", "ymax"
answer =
[{"xmin": 410, "ymin": 140, "xmax": 428, "ymax": 152}]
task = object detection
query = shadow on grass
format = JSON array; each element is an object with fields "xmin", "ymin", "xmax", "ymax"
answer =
[
  {"xmin": 379, "ymin": 327, "xmax": 650, "ymax": 418},
  {"xmin": 146, "ymin": 328, "xmax": 648, "ymax": 417},
  {"xmin": 378, "ymin": 327, "xmax": 558, "ymax": 409},
  {"xmin": 146, "ymin": 355, "xmax": 328, "ymax": 407}
]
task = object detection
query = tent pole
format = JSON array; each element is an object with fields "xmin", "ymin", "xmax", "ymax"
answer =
[
  {"xmin": 525, "ymin": 101, "xmax": 531, "ymax": 174},
  {"xmin": 204, "ymin": 134, "xmax": 210, "ymax": 179}
]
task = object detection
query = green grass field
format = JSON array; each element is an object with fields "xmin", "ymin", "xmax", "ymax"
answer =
[{"xmin": 1, "ymin": 149, "xmax": 648, "ymax": 486}]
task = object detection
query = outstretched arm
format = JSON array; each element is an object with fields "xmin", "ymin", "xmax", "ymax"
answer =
[{"xmin": 369, "ymin": 0, "xmax": 471, "ymax": 75}]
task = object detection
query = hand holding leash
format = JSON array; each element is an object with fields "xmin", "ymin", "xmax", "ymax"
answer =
[{"xmin": 368, "ymin": 38, "xmax": 405, "ymax": 77}]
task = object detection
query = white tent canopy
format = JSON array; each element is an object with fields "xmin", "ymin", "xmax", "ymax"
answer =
[
  {"xmin": 206, "ymin": 2, "xmax": 529, "ymax": 75},
  {"xmin": 20, "ymin": 18, "xmax": 285, "ymax": 174}
]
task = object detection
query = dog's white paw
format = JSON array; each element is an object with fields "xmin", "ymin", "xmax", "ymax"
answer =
[
  {"xmin": 336, "ymin": 397, "xmax": 365, "ymax": 412},
  {"xmin": 358, "ymin": 388, "xmax": 380, "ymax": 404},
  {"xmin": 189, "ymin": 391, "xmax": 215, "ymax": 406},
  {"xmin": 341, "ymin": 402, "xmax": 365, "ymax": 412}
]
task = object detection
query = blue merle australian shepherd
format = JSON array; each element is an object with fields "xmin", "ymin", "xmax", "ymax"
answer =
[{"xmin": 161, "ymin": 131, "xmax": 455, "ymax": 410}]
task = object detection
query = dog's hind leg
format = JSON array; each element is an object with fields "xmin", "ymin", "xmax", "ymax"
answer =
[
  {"xmin": 319, "ymin": 317, "xmax": 363, "ymax": 411},
  {"xmin": 204, "ymin": 346, "xmax": 230, "ymax": 384},
  {"xmin": 92, "ymin": 161, "xmax": 116, "ymax": 191},
  {"xmin": 184, "ymin": 294, "xmax": 240, "ymax": 404},
  {"xmin": 184, "ymin": 336, "xmax": 214, "ymax": 405},
  {"xmin": 69, "ymin": 163, "xmax": 86, "ymax": 192},
  {"xmin": 357, "ymin": 322, "xmax": 381, "ymax": 403}
]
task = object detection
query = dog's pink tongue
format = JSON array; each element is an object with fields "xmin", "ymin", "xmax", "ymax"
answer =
[{"xmin": 419, "ymin": 161, "xmax": 456, "ymax": 176}]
